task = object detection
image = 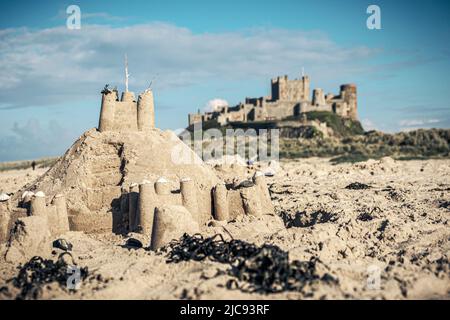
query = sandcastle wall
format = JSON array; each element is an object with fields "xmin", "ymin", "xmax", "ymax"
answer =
[
  {"xmin": 3, "ymin": 192, "xmax": 72, "ymax": 239},
  {"xmin": 122, "ymin": 172, "xmax": 274, "ymax": 249}
]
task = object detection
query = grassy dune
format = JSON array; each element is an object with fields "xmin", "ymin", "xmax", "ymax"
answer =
[
  {"xmin": 280, "ymin": 128, "xmax": 450, "ymax": 163},
  {"xmin": 0, "ymin": 157, "xmax": 59, "ymax": 172}
]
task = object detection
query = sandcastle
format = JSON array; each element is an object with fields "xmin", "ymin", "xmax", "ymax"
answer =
[{"xmin": 0, "ymin": 65, "xmax": 274, "ymax": 254}]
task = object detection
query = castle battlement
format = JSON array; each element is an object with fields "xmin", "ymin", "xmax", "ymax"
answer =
[{"xmin": 270, "ymin": 74, "xmax": 310, "ymax": 101}]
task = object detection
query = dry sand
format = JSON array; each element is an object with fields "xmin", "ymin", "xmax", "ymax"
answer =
[
  {"xmin": 0, "ymin": 157, "xmax": 449, "ymax": 299},
  {"xmin": 0, "ymin": 168, "xmax": 47, "ymax": 195}
]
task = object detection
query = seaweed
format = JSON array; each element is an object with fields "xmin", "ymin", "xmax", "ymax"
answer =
[
  {"xmin": 345, "ymin": 182, "xmax": 371, "ymax": 190},
  {"xmin": 9, "ymin": 253, "xmax": 89, "ymax": 300},
  {"xmin": 163, "ymin": 233, "xmax": 337, "ymax": 294},
  {"xmin": 280, "ymin": 210, "xmax": 337, "ymax": 228}
]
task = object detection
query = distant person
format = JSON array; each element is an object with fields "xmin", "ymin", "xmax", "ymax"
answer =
[{"xmin": 31, "ymin": 161, "xmax": 36, "ymax": 171}]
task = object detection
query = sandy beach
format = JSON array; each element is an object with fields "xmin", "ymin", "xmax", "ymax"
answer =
[{"xmin": 0, "ymin": 157, "xmax": 448, "ymax": 300}]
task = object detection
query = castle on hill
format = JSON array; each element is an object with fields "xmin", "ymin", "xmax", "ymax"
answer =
[{"xmin": 188, "ymin": 74, "xmax": 358, "ymax": 127}]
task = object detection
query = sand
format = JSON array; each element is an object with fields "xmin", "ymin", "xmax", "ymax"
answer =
[
  {"xmin": 0, "ymin": 157, "xmax": 449, "ymax": 299},
  {"xmin": 0, "ymin": 168, "xmax": 47, "ymax": 195}
]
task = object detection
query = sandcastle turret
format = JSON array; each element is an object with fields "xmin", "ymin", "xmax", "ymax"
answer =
[
  {"xmin": 128, "ymin": 183, "xmax": 139, "ymax": 232},
  {"xmin": 253, "ymin": 171, "xmax": 274, "ymax": 214},
  {"xmin": 99, "ymin": 90, "xmax": 118, "ymax": 132},
  {"xmin": 50, "ymin": 194, "xmax": 70, "ymax": 235},
  {"xmin": 30, "ymin": 191, "xmax": 47, "ymax": 217},
  {"xmin": 213, "ymin": 183, "xmax": 229, "ymax": 221},
  {"xmin": 138, "ymin": 180, "xmax": 156, "ymax": 235},
  {"xmin": 155, "ymin": 177, "xmax": 171, "ymax": 195},
  {"xmin": 53, "ymin": 194, "xmax": 69, "ymax": 230},
  {"xmin": 137, "ymin": 90, "xmax": 155, "ymax": 131},
  {"xmin": 180, "ymin": 178, "xmax": 199, "ymax": 221},
  {"xmin": 28, "ymin": 191, "xmax": 70, "ymax": 236},
  {"xmin": 240, "ymin": 185, "xmax": 263, "ymax": 216}
]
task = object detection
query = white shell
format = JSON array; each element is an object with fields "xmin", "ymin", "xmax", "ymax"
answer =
[
  {"xmin": 157, "ymin": 177, "xmax": 168, "ymax": 183},
  {"xmin": 35, "ymin": 191, "xmax": 46, "ymax": 197},
  {"xmin": 264, "ymin": 168, "xmax": 276, "ymax": 177},
  {"xmin": 254, "ymin": 171, "xmax": 264, "ymax": 177},
  {"xmin": 0, "ymin": 193, "xmax": 10, "ymax": 202},
  {"xmin": 21, "ymin": 191, "xmax": 34, "ymax": 200}
]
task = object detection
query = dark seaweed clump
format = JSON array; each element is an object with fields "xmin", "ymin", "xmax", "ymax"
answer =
[
  {"xmin": 8, "ymin": 253, "xmax": 89, "ymax": 300},
  {"xmin": 345, "ymin": 182, "xmax": 371, "ymax": 190},
  {"xmin": 164, "ymin": 233, "xmax": 337, "ymax": 294},
  {"xmin": 280, "ymin": 210, "xmax": 338, "ymax": 228}
]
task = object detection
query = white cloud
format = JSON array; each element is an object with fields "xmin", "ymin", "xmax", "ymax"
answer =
[
  {"xmin": 0, "ymin": 23, "xmax": 377, "ymax": 109},
  {"xmin": 361, "ymin": 118, "xmax": 378, "ymax": 131},
  {"xmin": 398, "ymin": 118, "xmax": 440, "ymax": 127},
  {"xmin": 0, "ymin": 119, "xmax": 75, "ymax": 161},
  {"xmin": 204, "ymin": 98, "xmax": 229, "ymax": 112}
]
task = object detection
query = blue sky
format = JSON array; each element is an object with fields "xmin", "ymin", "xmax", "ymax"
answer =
[{"xmin": 0, "ymin": 0, "xmax": 449, "ymax": 161}]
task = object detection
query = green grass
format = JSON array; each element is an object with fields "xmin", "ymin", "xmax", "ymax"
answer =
[
  {"xmin": 279, "ymin": 128, "xmax": 450, "ymax": 163},
  {"xmin": 330, "ymin": 154, "xmax": 373, "ymax": 164},
  {"xmin": 299, "ymin": 111, "xmax": 364, "ymax": 137}
]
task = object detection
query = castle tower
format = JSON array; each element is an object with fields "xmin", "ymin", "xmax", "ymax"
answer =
[
  {"xmin": 137, "ymin": 90, "xmax": 155, "ymax": 130},
  {"xmin": 302, "ymin": 75, "xmax": 310, "ymax": 101},
  {"xmin": 98, "ymin": 90, "xmax": 118, "ymax": 132},
  {"xmin": 312, "ymin": 88, "xmax": 325, "ymax": 106},
  {"xmin": 271, "ymin": 75, "xmax": 310, "ymax": 102},
  {"xmin": 340, "ymin": 84, "xmax": 358, "ymax": 120}
]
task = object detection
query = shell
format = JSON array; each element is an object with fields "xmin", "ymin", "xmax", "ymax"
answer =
[
  {"xmin": 21, "ymin": 190, "xmax": 34, "ymax": 200},
  {"xmin": 0, "ymin": 193, "xmax": 10, "ymax": 202},
  {"xmin": 35, "ymin": 191, "xmax": 46, "ymax": 197}
]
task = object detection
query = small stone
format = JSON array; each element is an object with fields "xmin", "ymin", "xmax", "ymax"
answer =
[
  {"xmin": 125, "ymin": 238, "xmax": 143, "ymax": 248},
  {"xmin": 239, "ymin": 180, "xmax": 254, "ymax": 188},
  {"xmin": 52, "ymin": 238, "xmax": 73, "ymax": 251}
]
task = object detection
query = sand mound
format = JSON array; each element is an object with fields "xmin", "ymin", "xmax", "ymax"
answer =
[
  {"xmin": 0, "ymin": 86, "xmax": 275, "ymax": 276},
  {"xmin": 13, "ymin": 128, "xmax": 219, "ymax": 233}
]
